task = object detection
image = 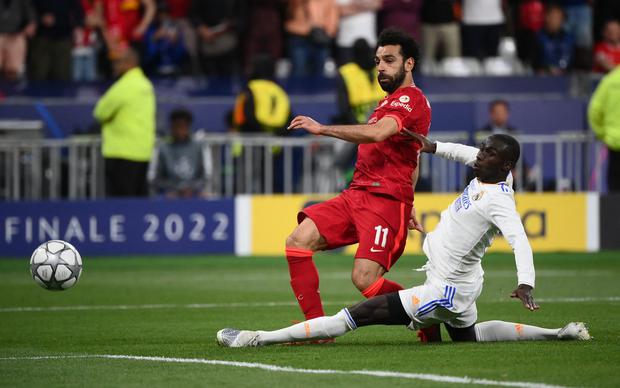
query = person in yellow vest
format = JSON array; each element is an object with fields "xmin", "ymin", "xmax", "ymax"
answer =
[
  {"xmin": 334, "ymin": 38, "xmax": 386, "ymax": 186},
  {"xmin": 230, "ymin": 54, "xmax": 292, "ymax": 193},
  {"xmin": 232, "ymin": 54, "xmax": 291, "ymax": 135},
  {"xmin": 589, "ymin": 65, "xmax": 620, "ymax": 192},
  {"xmin": 93, "ymin": 47, "xmax": 156, "ymax": 197}
]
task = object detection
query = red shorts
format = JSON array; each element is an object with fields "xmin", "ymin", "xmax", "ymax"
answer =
[{"xmin": 298, "ymin": 189, "xmax": 411, "ymax": 271}]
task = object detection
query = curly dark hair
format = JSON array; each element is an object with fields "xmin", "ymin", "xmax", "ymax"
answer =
[{"xmin": 377, "ymin": 27, "xmax": 421, "ymax": 68}]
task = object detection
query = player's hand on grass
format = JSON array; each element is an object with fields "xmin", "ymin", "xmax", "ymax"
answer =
[
  {"xmin": 402, "ymin": 131, "xmax": 437, "ymax": 153},
  {"xmin": 288, "ymin": 115, "xmax": 324, "ymax": 135},
  {"xmin": 511, "ymin": 284, "xmax": 539, "ymax": 311},
  {"xmin": 408, "ymin": 205, "xmax": 424, "ymax": 233}
]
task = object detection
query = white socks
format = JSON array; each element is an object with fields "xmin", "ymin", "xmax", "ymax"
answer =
[
  {"xmin": 257, "ymin": 309, "xmax": 356, "ymax": 345},
  {"xmin": 475, "ymin": 320, "xmax": 560, "ymax": 342}
]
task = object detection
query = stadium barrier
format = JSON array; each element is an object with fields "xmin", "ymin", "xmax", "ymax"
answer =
[
  {"xmin": 0, "ymin": 132, "xmax": 603, "ymax": 201},
  {"xmin": 0, "ymin": 193, "xmax": 601, "ymax": 258}
]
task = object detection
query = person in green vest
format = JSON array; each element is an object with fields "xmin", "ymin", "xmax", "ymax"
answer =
[
  {"xmin": 588, "ymin": 65, "xmax": 620, "ymax": 192},
  {"xmin": 93, "ymin": 47, "xmax": 156, "ymax": 197},
  {"xmin": 334, "ymin": 38, "xmax": 386, "ymax": 187}
]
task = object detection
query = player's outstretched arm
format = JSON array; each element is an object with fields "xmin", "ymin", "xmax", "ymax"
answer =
[
  {"xmin": 402, "ymin": 131, "xmax": 437, "ymax": 153},
  {"xmin": 287, "ymin": 115, "xmax": 400, "ymax": 144},
  {"xmin": 510, "ymin": 284, "xmax": 539, "ymax": 311}
]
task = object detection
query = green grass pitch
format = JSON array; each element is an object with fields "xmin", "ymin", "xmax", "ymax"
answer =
[{"xmin": 0, "ymin": 252, "xmax": 619, "ymax": 387}]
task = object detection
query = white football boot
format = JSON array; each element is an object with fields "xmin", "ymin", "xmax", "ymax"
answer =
[
  {"xmin": 217, "ymin": 328, "xmax": 260, "ymax": 347},
  {"xmin": 558, "ymin": 322, "xmax": 591, "ymax": 340}
]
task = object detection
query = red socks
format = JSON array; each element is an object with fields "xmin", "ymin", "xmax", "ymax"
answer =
[
  {"xmin": 286, "ymin": 248, "xmax": 324, "ymax": 320},
  {"xmin": 361, "ymin": 277, "xmax": 404, "ymax": 298}
]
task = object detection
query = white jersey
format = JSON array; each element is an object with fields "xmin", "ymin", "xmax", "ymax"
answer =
[{"xmin": 422, "ymin": 142, "xmax": 535, "ymax": 293}]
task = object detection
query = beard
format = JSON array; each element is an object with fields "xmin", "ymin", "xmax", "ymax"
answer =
[{"xmin": 378, "ymin": 65, "xmax": 407, "ymax": 94}]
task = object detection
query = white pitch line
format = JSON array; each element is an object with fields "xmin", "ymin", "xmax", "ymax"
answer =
[
  {"xmin": 1, "ymin": 296, "xmax": 618, "ymax": 313},
  {"xmin": 0, "ymin": 354, "xmax": 571, "ymax": 388}
]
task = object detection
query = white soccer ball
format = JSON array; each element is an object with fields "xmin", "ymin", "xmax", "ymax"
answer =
[{"xmin": 29, "ymin": 240, "xmax": 83, "ymax": 291}]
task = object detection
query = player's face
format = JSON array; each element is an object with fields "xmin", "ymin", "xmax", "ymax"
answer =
[
  {"xmin": 473, "ymin": 138, "xmax": 511, "ymax": 182},
  {"xmin": 375, "ymin": 45, "xmax": 413, "ymax": 94}
]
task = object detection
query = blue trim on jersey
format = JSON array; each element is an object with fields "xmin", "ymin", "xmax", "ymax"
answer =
[
  {"xmin": 416, "ymin": 286, "xmax": 456, "ymax": 317},
  {"xmin": 343, "ymin": 308, "xmax": 358, "ymax": 330}
]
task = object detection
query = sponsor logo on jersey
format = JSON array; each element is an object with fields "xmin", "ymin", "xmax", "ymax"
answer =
[
  {"xmin": 399, "ymin": 95, "xmax": 410, "ymax": 103},
  {"xmin": 454, "ymin": 184, "xmax": 472, "ymax": 212},
  {"xmin": 390, "ymin": 100, "xmax": 413, "ymax": 112}
]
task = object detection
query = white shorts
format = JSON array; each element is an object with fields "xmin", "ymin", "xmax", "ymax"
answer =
[{"xmin": 398, "ymin": 279, "xmax": 481, "ymax": 329}]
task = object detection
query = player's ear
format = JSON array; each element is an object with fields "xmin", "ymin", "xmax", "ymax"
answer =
[
  {"xmin": 503, "ymin": 160, "xmax": 514, "ymax": 172},
  {"xmin": 405, "ymin": 57, "xmax": 414, "ymax": 72}
]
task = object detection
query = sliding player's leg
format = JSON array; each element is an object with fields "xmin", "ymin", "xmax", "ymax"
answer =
[
  {"xmin": 452, "ymin": 321, "xmax": 591, "ymax": 342},
  {"xmin": 216, "ymin": 293, "xmax": 411, "ymax": 347}
]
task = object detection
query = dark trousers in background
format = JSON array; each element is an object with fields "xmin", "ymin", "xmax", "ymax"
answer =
[
  {"xmin": 104, "ymin": 158, "xmax": 149, "ymax": 197},
  {"xmin": 609, "ymin": 149, "xmax": 620, "ymax": 192},
  {"xmin": 28, "ymin": 36, "xmax": 72, "ymax": 81},
  {"xmin": 461, "ymin": 24, "xmax": 502, "ymax": 60}
]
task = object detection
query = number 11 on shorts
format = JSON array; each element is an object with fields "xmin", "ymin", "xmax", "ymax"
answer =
[{"xmin": 374, "ymin": 225, "xmax": 388, "ymax": 248}]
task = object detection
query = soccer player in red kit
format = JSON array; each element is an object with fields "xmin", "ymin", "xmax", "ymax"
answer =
[{"xmin": 285, "ymin": 28, "xmax": 432, "ymax": 324}]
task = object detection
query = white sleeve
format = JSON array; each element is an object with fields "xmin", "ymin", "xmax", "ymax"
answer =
[
  {"xmin": 487, "ymin": 195, "xmax": 536, "ymax": 288},
  {"xmin": 434, "ymin": 142, "xmax": 479, "ymax": 167}
]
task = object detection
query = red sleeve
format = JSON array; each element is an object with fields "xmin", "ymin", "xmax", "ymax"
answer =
[{"xmin": 377, "ymin": 88, "xmax": 431, "ymax": 137}]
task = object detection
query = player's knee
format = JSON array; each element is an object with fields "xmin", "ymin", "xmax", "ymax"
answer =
[
  {"xmin": 285, "ymin": 231, "xmax": 312, "ymax": 250},
  {"xmin": 351, "ymin": 270, "xmax": 379, "ymax": 292}
]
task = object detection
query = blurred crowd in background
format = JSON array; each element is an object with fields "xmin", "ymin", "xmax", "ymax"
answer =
[{"xmin": 1, "ymin": 0, "xmax": 620, "ymax": 82}]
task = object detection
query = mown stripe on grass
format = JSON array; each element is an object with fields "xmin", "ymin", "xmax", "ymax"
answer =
[
  {"xmin": 1, "ymin": 296, "xmax": 618, "ymax": 313},
  {"xmin": 0, "ymin": 354, "xmax": 571, "ymax": 388}
]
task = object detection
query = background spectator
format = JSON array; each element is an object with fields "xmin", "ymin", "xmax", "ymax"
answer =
[
  {"xmin": 514, "ymin": 0, "xmax": 545, "ymax": 68},
  {"xmin": 535, "ymin": 4, "xmax": 575, "ymax": 75},
  {"xmin": 476, "ymin": 99, "xmax": 517, "ymax": 140},
  {"xmin": 151, "ymin": 108, "xmax": 208, "ymax": 198},
  {"xmin": 379, "ymin": 0, "xmax": 422, "ymax": 43},
  {"xmin": 93, "ymin": 48, "xmax": 156, "ymax": 197},
  {"xmin": 73, "ymin": 0, "xmax": 103, "ymax": 82},
  {"xmin": 420, "ymin": 0, "xmax": 460, "ymax": 63},
  {"xmin": 589, "ymin": 65, "xmax": 620, "ymax": 192},
  {"xmin": 29, "ymin": 0, "xmax": 84, "ymax": 81},
  {"xmin": 335, "ymin": 0, "xmax": 380, "ymax": 65},
  {"xmin": 243, "ymin": 0, "xmax": 287, "ymax": 75},
  {"xmin": 594, "ymin": 0, "xmax": 620, "ymax": 42},
  {"xmin": 285, "ymin": 0, "xmax": 339, "ymax": 77},
  {"xmin": 191, "ymin": 0, "xmax": 243, "ymax": 77},
  {"xmin": 101, "ymin": 0, "xmax": 156, "ymax": 60},
  {"xmin": 558, "ymin": 0, "xmax": 592, "ymax": 69},
  {"xmin": 143, "ymin": 2, "xmax": 187, "ymax": 76},
  {"xmin": 164, "ymin": 0, "xmax": 198, "ymax": 74},
  {"xmin": 0, "ymin": 0, "xmax": 36, "ymax": 81},
  {"xmin": 592, "ymin": 19, "xmax": 620, "ymax": 73},
  {"xmin": 461, "ymin": 0, "xmax": 505, "ymax": 60}
]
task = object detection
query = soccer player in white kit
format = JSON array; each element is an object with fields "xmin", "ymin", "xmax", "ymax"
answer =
[{"xmin": 217, "ymin": 134, "xmax": 590, "ymax": 347}]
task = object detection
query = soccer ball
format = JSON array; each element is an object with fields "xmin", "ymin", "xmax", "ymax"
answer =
[{"xmin": 30, "ymin": 240, "xmax": 83, "ymax": 291}]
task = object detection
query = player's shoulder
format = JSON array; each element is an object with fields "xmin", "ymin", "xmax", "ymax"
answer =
[{"xmin": 390, "ymin": 84, "xmax": 427, "ymax": 102}]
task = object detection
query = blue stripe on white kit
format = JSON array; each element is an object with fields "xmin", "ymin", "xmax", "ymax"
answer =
[{"xmin": 416, "ymin": 286, "xmax": 456, "ymax": 317}]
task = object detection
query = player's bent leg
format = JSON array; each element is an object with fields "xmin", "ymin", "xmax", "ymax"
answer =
[
  {"xmin": 285, "ymin": 218, "xmax": 328, "ymax": 320},
  {"xmin": 352, "ymin": 259, "xmax": 404, "ymax": 298},
  {"xmin": 473, "ymin": 320, "xmax": 591, "ymax": 341},
  {"xmin": 349, "ymin": 293, "xmax": 411, "ymax": 327},
  {"xmin": 445, "ymin": 323, "xmax": 477, "ymax": 342}
]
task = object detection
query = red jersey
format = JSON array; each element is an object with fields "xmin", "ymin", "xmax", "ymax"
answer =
[
  {"xmin": 349, "ymin": 84, "xmax": 431, "ymax": 205},
  {"xmin": 593, "ymin": 42, "xmax": 620, "ymax": 73}
]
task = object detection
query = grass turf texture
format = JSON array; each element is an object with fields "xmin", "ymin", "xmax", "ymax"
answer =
[{"xmin": 0, "ymin": 252, "xmax": 619, "ymax": 387}]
